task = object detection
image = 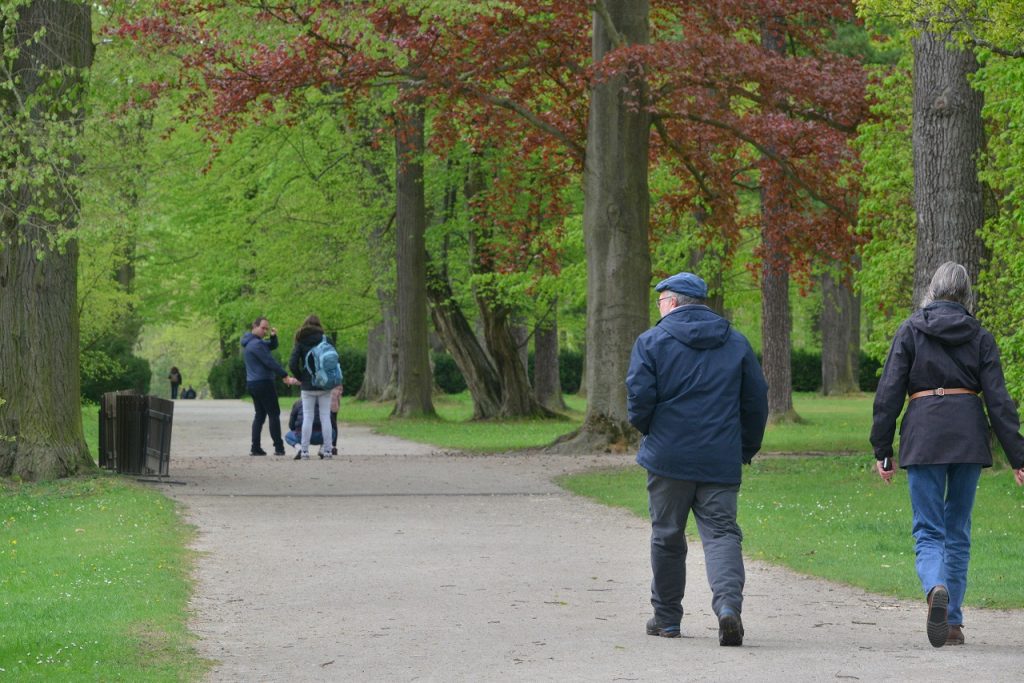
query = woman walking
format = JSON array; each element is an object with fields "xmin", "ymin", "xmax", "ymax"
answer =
[
  {"xmin": 288, "ymin": 315, "xmax": 335, "ymax": 460},
  {"xmin": 871, "ymin": 262, "xmax": 1024, "ymax": 648}
]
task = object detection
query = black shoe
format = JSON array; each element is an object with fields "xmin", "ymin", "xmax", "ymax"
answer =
[
  {"xmin": 293, "ymin": 452, "xmax": 302, "ymax": 461},
  {"xmin": 645, "ymin": 617, "xmax": 680, "ymax": 638},
  {"xmin": 250, "ymin": 447, "xmax": 267, "ymax": 456},
  {"xmin": 927, "ymin": 586, "xmax": 949, "ymax": 648},
  {"xmin": 718, "ymin": 609, "xmax": 744, "ymax": 646},
  {"xmin": 273, "ymin": 447, "xmax": 285, "ymax": 456}
]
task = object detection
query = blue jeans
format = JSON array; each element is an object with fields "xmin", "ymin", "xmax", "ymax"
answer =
[
  {"xmin": 647, "ymin": 473, "xmax": 744, "ymax": 627},
  {"xmin": 906, "ymin": 463, "xmax": 982, "ymax": 626}
]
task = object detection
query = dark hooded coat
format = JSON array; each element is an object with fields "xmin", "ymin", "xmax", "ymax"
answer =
[
  {"xmin": 870, "ymin": 301, "xmax": 1024, "ymax": 469},
  {"xmin": 627, "ymin": 305, "xmax": 769, "ymax": 484},
  {"xmin": 288, "ymin": 324, "xmax": 327, "ymax": 391}
]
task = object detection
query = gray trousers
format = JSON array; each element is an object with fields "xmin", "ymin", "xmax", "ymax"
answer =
[{"xmin": 647, "ymin": 472, "xmax": 745, "ymax": 627}]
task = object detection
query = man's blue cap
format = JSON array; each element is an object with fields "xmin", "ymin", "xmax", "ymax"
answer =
[{"xmin": 655, "ymin": 272, "xmax": 708, "ymax": 299}]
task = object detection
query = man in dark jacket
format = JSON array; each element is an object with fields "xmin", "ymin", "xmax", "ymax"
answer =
[
  {"xmin": 627, "ymin": 271, "xmax": 768, "ymax": 646},
  {"xmin": 241, "ymin": 316, "xmax": 296, "ymax": 456},
  {"xmin": 871, "ymin": 262, "xmax": 1024, "ymax": 647}
]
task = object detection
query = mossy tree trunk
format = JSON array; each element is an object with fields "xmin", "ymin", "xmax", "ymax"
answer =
[{"xmin": 0, "ymin": 1, "xmax": 95, "ymax": 480}]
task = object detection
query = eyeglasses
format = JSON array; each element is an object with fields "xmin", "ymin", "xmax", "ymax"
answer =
[{"xmin": 657, "ymin": 296, "xmax": 673, "ymax": 304}]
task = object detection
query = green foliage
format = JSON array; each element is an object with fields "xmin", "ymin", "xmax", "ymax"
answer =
[
  {"xmin": 974, "ymin": 56, "xmax": 1024, "ymax": 399},
  {"xmin": 79, "ymin": 342, "xmax": 151, "ymax": 402},
  {"xmin": 137, "ymin": 319, "xmax": 222, "ymax": 399},
  {"xmin": 207, "ymin": 355, "xmax": 248, "ymax": 399},
  {"xmin": 338, "ymin": 348, "xmax": 365, "ymax": 397},
  {"xmin": 432, "ymin": 353, "xmax": 467, "ymax": 394},
  {"xmin": 853, "ymin": 48, "xmax": 916, "ymax": 362},
  {"xmin": 560, "ymin": 458, "xmax": 1024, "ymax": 607},
  {"xmin": 0, "ymin": 476, "xmax": 206, "ymax": 679}
]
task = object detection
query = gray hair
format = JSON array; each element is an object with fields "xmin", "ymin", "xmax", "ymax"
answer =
[
  {"xmin": 922, "ymin": 261, "xmax": 973, "ymax": 311},
  {"xmin": 661, "ymin": 292, "xmax": 705, "ymax": 307}
]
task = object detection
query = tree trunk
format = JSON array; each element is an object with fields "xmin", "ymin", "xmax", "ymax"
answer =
[
  {"xmin": 759, "ymin": 18, "xmax": 800, "ymax": 425},
  {"xmin": 478, "ymin": 298, "xmax": 554, "ymax": 419},
  {"xmin": 426, "ymin": 256, "xmax": 503, "ymax": 419},
  {"xmin": 391, "ymin": 92, "xmax": 435, "ymax": 418},
  {"xmin": 534, "ymin": 311, "xmax": 567, "ymax": 412},
  {"xmin": 820, "ymin": 269, "xmax": 861, "ymax": 395},
  {"xmin": 549, "ymin": 0, "xmax": 651, "ymax": 453},
  {"xmin": 0, "ymin": 1, "xmax": 94, "ymax": 480},
  {"xmin": 356, "ymin": 314, "xmax": 397, "ymax": 402},
  {"xmin": 911, "ymin": 30, "xmax": 987, "ymax": 308}
]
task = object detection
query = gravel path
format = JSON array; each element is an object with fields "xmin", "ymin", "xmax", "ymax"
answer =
[{"xmin": 154, "ymin": 400, "xmax": 1022, "ymax": 682}]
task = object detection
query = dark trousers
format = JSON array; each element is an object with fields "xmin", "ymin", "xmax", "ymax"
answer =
[
  {"xmin": 170, "ymin": 384, "xmax": 179, "ymax": 400},
  {"xmin": 247, "ymin": 380, "xmax": 283, "ymax": 451},
  {"xmin": 647, "ymin": 472, "xmax": 745, "ymax": 627}
]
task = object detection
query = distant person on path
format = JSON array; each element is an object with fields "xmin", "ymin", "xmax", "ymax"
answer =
[
  {"xmin": 241, "ymin": 316, "xmax": 298, "ymax": 456},
  {"xmin": 288, "ymin": 314, "xmax": 335, "ymax": 460},
  {"xmin": 871, "ymin": 262, "xmax": 1024, "ymax": 648},
  {"xmin": 626, "ymin": 271, "xmax": 768, "ymax": 646},
  {"xmin": 329, "ymin": 383, "xmax": 343, "ymax": 456},
  {"xmin": 284, "ymin": 399, "xmax": 324, "ymax": 451},
  {"xmin": 168, "ymin": 366, "xmax": 182, "ymax": 400}
]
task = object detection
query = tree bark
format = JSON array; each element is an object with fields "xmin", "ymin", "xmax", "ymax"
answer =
[
  {"xmin": 759, "ymin": 19, "xmax": 800, "ymax": 425},
  {"xmin": 534, "ymin": 309, "xmax": 567, "ymax": 412},
  {"xmin": 820, "ymin": 269, "xmax": 861, "ymax": 395},
  {"xmin": 391, "ymin": 92, "xmax": 435, "ymax": 417},
  {"xmin": 549, "ymin": 0, "xmax": 651, "ymax": 452},
  {"xmin": 477, "ymin": 297, "xmax": 554, "ymax": 419},
  {"xmin": 911, "ymin": 30, "xmax": 988, "ymax": 308},
  {"xmin": 426, "ymin": 256, "xmax": 503, "ymax": 419},
  {"xmin": 0, "ymin": 1, "xmax": 94, "ymax": 480}
]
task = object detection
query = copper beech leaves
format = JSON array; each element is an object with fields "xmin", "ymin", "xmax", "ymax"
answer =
[{"xmin": 115, "ymin": 0, "xmax": 867, "ymax": 279}]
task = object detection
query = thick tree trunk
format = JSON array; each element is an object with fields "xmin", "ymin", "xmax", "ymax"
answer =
[
  {"xmin": 820, "ymin": 269, "xmax": 861, "ymax": 395},
  {"xmin": 534, "ymin": 312, "xmax": 567, "ymax": 412},
  {"xmin": 759, "ymin": 19, "xmax": 800, "ymax": 425},
  {"xmin": 478, "ymin": 299, "xmax": 554, "ymax": 419},
  {"xmin": 911, "ymin": 30, "xmax": 988, "ymax": 308},
  {"xmin": 0, "ymin": 1, "xmax": 94, "ymax": 480},
  {"xmin": 549, "ymin": 0, "xmax": 651, "ymax": 453},
  {"xmin": 391, "ymin": 92, "xmax": 435, "ymax": 418},
  {"xmin": 356, "ymin": 313, "xmax": 397, "ymax": 402},
  {"xmin": 426, "ymin": 258, "xmax": 503, "ymax": 419},
  {"xmin": 761, "ymin": 259, "xmax": 798, "ymax": 423}
]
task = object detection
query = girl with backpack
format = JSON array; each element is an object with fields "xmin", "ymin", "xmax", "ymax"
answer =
[{"xmin": 288, "ymin": 315, "xmax": 335, "ymax": 460}]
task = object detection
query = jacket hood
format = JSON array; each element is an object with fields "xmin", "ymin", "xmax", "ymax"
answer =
[
  {"xmin": 240, "ymin": 331, "xmax": 257, "ymax": 348},
  {"xmin": 295, "ymin": 325, "xmax": 324, "ymax": 345},
  {"xmin": 657, "ymin": 305, "xmax": 731, "ymax": 350},
  {"xmin": 909, "ymin": 301, "xmax": 979, "ymax": 346}
]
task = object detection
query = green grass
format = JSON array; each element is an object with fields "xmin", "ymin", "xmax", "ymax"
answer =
[
  {"xmin": 761, "ymin": 392, "xmax": 873, "ymax": 453},
  {"xmin": 82, "ymin": 403, "xmax": 99, "ymax": 464},
  {"xmin": 339, "ymin": 392, "xmax": 587, "ymax": 451},
  {"xmin": 0, "ymin": 475, "xmax": 207, "ymax": 679},
  {"xmin": 559, "ymin": 456, "xmax": 1024, "ymax": 608},
  {"xmin": 340, "ymin": 391, "xmax": 875, "ymax": 454}
]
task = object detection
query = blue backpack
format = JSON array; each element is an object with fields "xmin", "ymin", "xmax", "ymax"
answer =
[{"xmin": 305, "ymin": 338, "xmax": 342, "ymax": 389}]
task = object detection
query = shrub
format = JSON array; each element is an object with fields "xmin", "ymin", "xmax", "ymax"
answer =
[
  {"xmin": 339, "ymin": 348, "xmax": 366, "ymax": 397},
  {"xmin": 558, "ymin": 349, "xmax": 583, "ymax": 394},
  {"xmin": 207, "ymin": 355, "xmax": 247, "ymax": 399},
  {"xmin": 432, "ymin": 352, "xmax": 467, "ymax": 394},
  {"xmin": 80, "ymin": 349, "xmax": 151, "ymax": 402}
]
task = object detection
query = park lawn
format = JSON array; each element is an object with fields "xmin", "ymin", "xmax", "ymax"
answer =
[
  {"xmin": 340, "ymin": 392, "xmax": 588, "ymax": 451},
  {"xmin": 558, "ymin": 456, "xmax": 1024, "ymax": 609},
  {"xmin": 0, "ymin": 475, "xmax": 207, "ymax": 680}
]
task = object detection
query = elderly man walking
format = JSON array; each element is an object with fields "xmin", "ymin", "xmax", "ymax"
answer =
[{"xmin": 626, "ymin": 272, "xmax": 769, "ymax": 645}]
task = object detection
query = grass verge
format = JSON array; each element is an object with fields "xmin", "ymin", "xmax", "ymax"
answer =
[
  {"xmin": 558, "ymin": 456, "xmax": 1024, "ymax": 609},
  {"xmin": 0, "ymin": 475, "xmax": 207, "ymax": 679},
  {"xmin": 339, "ymin": 392, "xmax": 587, "ymax": 451}
]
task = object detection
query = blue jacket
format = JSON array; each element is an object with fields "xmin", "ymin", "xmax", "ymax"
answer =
[
  {"xmin": 627, "ymin": 305, "xmax": 769, "ymax": 484},
  {"xmin": 241, "ymin": 331, "xmax": 288, "ymax": 382}
]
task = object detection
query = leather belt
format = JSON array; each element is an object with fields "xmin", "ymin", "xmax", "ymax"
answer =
[{"xmin": 908, "ymin": 388, "xmax": 978, "ymax": 400}]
